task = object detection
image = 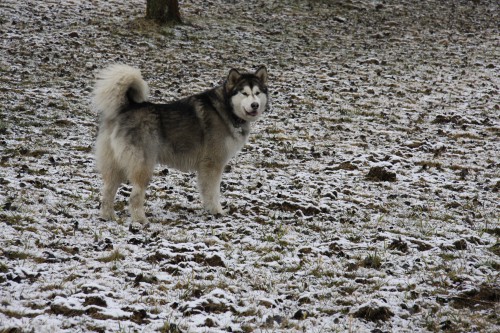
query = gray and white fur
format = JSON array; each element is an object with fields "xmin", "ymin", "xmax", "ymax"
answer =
[{"xmin": 93, "ymin": 64, "xmax": 268, "ymax": 223}]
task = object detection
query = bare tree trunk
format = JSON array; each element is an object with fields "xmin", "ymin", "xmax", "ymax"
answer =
[{"xmin": 146, "ymin": 0, "xmax": 182, "ymax": 25}]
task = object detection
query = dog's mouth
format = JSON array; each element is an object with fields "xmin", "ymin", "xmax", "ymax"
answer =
[{"xmin": 245, "ymin": 109, "xmax": 259, "ymax": 117}]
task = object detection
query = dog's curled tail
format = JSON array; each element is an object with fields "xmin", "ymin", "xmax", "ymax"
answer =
[{"xmin": 92, "ymin": 64, "xmax": 149, "ymax": 119}]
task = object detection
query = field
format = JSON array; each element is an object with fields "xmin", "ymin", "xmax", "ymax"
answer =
[{"xmin": 0, "ymin": 0, "xmax": 499, "ymax": 332}]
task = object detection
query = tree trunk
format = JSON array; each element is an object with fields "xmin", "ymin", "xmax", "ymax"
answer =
[{"xmin": 146, "ymin": 0, "xmax": 182, "ymax": 25}]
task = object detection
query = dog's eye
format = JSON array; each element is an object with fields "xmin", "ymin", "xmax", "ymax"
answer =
[
  {"xmin": 241, "ymin": 92, "xmax": 249, "ymax": 96},
  {"xmin": 255, "ymin": 92, "xmax": 260, "ymax": 96}
]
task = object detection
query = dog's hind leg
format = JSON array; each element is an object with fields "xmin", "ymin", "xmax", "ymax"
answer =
[
  {"xmin": 96, "ymin": 132, "xmax": 125, "ymax": 220},
  {"xmin": 128, "ymin": 166, "xmax": 153, "ymax": 224},
  {"xmin": 197, "ymin": 159, "xmax": 225, "ymax": 215},
  {"xmin": 101, "ymin": 169, "xmax": 124, "ymax": 221}
]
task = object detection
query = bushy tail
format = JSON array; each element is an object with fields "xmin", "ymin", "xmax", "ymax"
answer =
[{"xmin": 92, "ymin": 64, "xmax": 149, "ymax": 120}]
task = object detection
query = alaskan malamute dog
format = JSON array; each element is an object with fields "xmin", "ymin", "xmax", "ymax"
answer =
[{"xmin": 92, "ymin": 64, "xmax": 268, "ymax": 223}]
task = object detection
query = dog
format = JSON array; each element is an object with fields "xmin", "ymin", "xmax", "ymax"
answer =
[{"xmin": 92, "ymin": 64, "xmax": 268, "ymax": 223}]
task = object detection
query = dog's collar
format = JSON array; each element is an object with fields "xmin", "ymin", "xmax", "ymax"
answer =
[{"xmin": 233, "ymin": 115, "xmax": 246, "ymax": 128}]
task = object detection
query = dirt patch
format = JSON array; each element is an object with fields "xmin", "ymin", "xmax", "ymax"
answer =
[
  {"xmin": 353, "ymin": 302, "xmax": 394, "ymax": 322},
  {"xmin": 388, "ymin": 238, "xmax": 409, "ymax": 253},
  {"xmin": 450, "ymin": 284, "xmax": 500, "ymax": 310},
  {"xmin": 366, "ymin": 166, "xmax": 397, "ymax": 182}
]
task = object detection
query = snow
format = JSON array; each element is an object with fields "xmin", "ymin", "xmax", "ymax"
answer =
[{"xmin": 1, "ymin": 0, "xmax": 499, "ymax": 332}]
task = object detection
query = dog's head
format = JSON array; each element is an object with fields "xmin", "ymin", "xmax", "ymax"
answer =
[{"xmin": 226, "ymin": 66, "xmax": 268, "ymax": 122}]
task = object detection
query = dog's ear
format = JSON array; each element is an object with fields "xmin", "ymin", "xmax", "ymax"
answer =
[
  {"xmin": 226, "ymin": 68, "xmax": 241, "ymax": 92},
  {"xmin": 255, "ymin": 66, "xmax": 268, "ymax": 85}
]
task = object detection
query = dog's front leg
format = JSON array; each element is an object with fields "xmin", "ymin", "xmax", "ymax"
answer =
[{"xmin": 197, "ymin": 160, "xmax": 225, "ymax": 215}]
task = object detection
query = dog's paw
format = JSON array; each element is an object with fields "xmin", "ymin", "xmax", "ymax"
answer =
[
  {"xmin": 214, "ymin": 209, "xmax": 227, "ymax": 217},
  {"xmin": 100, "ymin": 209, "xmax": 117, "ymax": 221},
  {"xmin": 130, "ymin": 208, "xmax": 149, "ymax": 224},
  {"xmin": 205, "ymin": 203, "xmax": 225, "ymax": 216},
  {"xmin": 131, "ymin": 215, "xmax": 149, "ymax": 225}
]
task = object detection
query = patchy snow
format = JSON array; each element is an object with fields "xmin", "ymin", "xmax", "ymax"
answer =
[{"xmin": 1, "ymin": 0, "xmax": 499, "ymax": 332}]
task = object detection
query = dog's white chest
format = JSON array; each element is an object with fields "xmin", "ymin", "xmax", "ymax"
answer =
[{"xmin": 225, "ymin": 135, "xmax": 247, "ymax": 159}]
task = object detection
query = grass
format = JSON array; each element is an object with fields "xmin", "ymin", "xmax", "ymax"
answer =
[
  {"xmin": 0, "ymin": 119, "xmax": 7, "ymax": 134},
  {"xmin": 0, "ymin": 213, "xmax": 26, "ymax": 226},
  {"xmin": 3, "ymin": 251, "xmax": 31, "ymax": 261},
  {"xmin": 159, "ymin": 322, "xmax": 183, "ymax": 333},
  {"xmin": 361, "ymin": 251, "xmax": 383, "ymax": 270},
  {"xmin": 97, "ymin": 249, "xmax": 126, "ymax": 263},
  {"xmin": 423, "ymin": 307, "xmax": 494, "ymax": 333},
  {"xmin": 0, "ymin": 308, "xmax": 40, "ymax": 319},
  {"xmin": 40, "ymin": 283, "xmax": 66, "ymax": 292},
  {"xmin": 488, "ymin": 243, "xmax": 500, "ymax": 256}
]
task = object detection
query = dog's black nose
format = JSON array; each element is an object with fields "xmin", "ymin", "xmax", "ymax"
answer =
[{"xmin": 251, "ymin": 102, "xmax": 259, "ymax": 110}]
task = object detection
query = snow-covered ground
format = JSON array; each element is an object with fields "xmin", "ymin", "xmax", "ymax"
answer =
[{"xmin": 1, "ymin": 0, "xmax": 498, "ymax": 332}]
